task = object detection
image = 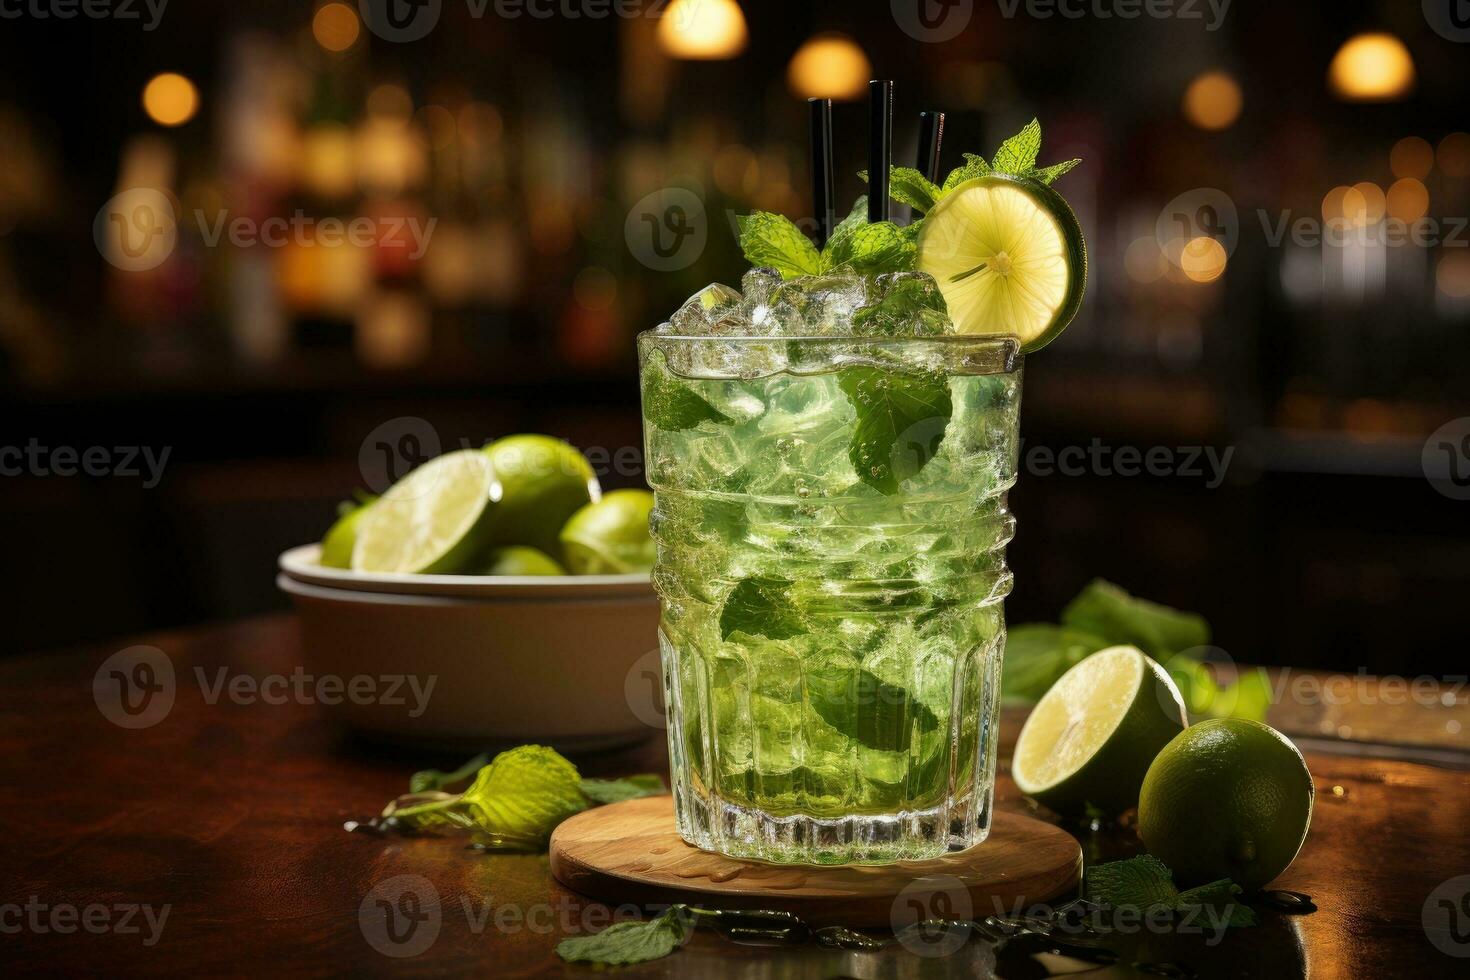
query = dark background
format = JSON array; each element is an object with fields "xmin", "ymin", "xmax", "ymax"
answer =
[{"xmin": 1, "ymin": 1, "xmax": 1467, "ymax": 675}]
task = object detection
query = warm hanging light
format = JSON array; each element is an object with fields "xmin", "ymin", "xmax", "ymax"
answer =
[
  {"xmin": 657, "ymin": 0, "xmax": 747, "ymax": 60},
  {"xmin": 142, "ymin": 73, "xmax": 199, "ymax": 127},
  {"xmin": 312, "ymin": 2, "xmax": 361, "ymax": 52},
  {"xmin": 786, "ymin": 33, "xmax": 872, "ymax": 101},
  {"xmin": 1327, "ymin": 33, "xmax": 1415, "ymax": 102},
  {"xmin": 1182, "ymin": 71, "xmax": 1242, "ymax": 131}
]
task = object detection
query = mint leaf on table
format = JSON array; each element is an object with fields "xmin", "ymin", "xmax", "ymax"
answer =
[
  {"xmin": 642, "ymin": 354, "xmax": 731, "ymax": 432},
  {"xmin": 719, "ymin": 577, "xmax": 806, "ymax": 641},
  {"xmin": 1001, "ymin": 625, "xmax": 1111, "ymax": 703},
  {"xmin": 992, "ymin": 118, "xmax": 1043, "ymax": 174},
  {"xmin": 1085, "ymin": 855, "xmax": 1181, "ymax": 908},
  {"xmin": 838, "ymin": 367, "xmax": 953, "ymax": 494},
  {"xmin": 1086, "ymin": 856, "xmax": 1256, "ymax": 930},
  {"xmin": 1061, "ymin": 579, "xmax": 1210, "ymax": 659},
  {"xmin": 737, "ymin": 211, "xmax": 822, "ymax": 279},
  {"xmin": 456, "ymin": 745, "xmax": 588, "ymax": 846},
  {"xmin": 580, "ymin": 774, "xmax": 666, "ymax": 804},
  {"xmin": 556, "ymin": 904, "xmax": 697, "ymax": 966},
  {"xmin": 409, "ymin": 752, "xmax": 489, "ymax": 794}
]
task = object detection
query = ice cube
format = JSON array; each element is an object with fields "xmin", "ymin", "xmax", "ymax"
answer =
[
  {"xmin": 744, "ymin": 272, "xmax": 875, "ymax": 336},
  {"xmin": 851, "ymin": 272, "xmax": 954, "ymax": 336},
  {"xmin": 668, "ymin": 282, "xmax": 742, "ymax": 334}
]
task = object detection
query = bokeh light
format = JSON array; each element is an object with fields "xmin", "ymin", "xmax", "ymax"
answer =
[
  {"xmin": 1386, "ymin": 178, "xmax": 1429, "ymax": 222},
  {"xmin": 1437, "ymin": 251, "xmax": 1470, "ymax": 299},
  {"xmin": 1321, "ymin": 186, "xmax": 1351, "ymax": 222},
  {"xmin": 141, "ymin": 73, "xmax": 199, "ymax": 127},
  {"xmin": 657, "ymin": 0, "xmax": 748, "ymax": 60},
  {"xmin": 787, "ymin": 34, "xmax": 872, "ymax": 101},
  {"xmin": 1389, "ymin": 136, "xmax": 1434, "ymax": 180},
  {"xmin": 1347, "ymin": 181, "xmax": 1386, "ymax": 226},
  {"xmin": 1327, "ymin": 33, "xmax": 1415, "ymax": 102},
  {"xmin": 1124, "ymin": 237, "xmax": 1168, "ymax": 283},
  {"xmin": 1182, "ymin": 71, "xmax": 1242, "ymax": 131},
  {"xmin": 573, "ymin": 266, "xmax": 618, "ymax": 311},
  {"xmin": 1438, "ymin": 132, "xmax": 1470, "ymax": 178},
  {"xmin": 1180, "ymin": 237, "xmax": 1227, "ymax": 283},
  {"xmin": 312, "ymin": 3, "xmax": 360, "ymax": 53}
]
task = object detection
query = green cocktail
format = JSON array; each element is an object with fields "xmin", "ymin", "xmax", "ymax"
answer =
[
  {"xmin": 640, "ymin": 271, "xmax": 1022, "ymax": 864},
  {"xmin": 641, "ymin": 118, "xmax": 1085, "ymax": 864}
]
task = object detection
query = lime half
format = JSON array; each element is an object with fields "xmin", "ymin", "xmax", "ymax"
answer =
[
  {"xmin": 352, "ymin": 449, "xmax": 498, "ymax": 574},
  {"xmin": 1012, "ymin": 644, "xmax": 1187, "ymax": 816},
  {"xmin": 918, "ymin": 174, "xmax": 1087, "ymax": 351}
]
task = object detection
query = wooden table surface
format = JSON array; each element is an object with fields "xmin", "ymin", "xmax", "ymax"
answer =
[{"xmin": 2, "ymin": 615, "xmax": 1467, "ymax": 977}]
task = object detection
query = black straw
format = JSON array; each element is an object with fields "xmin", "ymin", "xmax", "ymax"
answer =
[
  {"xmin": 917, "ymin": 110, "xmax": 945, "ymax": 184},
  {"xmin": 808, "ymin": 98, "xmax": 834, "ymax": 248},
  {"xmin": 868, "ymin": 79, "xmax": 892, "ymax": 223}
]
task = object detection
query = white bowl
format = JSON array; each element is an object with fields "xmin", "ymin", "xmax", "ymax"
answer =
[{"xmin": 276, "ymin": 545, "xmax": 663, "ymax": 751}]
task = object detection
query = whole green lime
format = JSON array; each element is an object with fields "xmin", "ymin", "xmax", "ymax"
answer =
[
  {"xmin": 482, "ymin": 435, "xmax": 600, "ymax": 561},
  {"xmin": 319, "ymin": 497, "xmax": 376, "ymax": 569},
  {"xmin": 559, "ymin": 489, "xmax": 655, "ymax": 574},
  {"xmin": 1139, "ymin": 718, "xmax": 1314, "ymax": 889},
  {"xmin": 478, "ymin": 546, "xmax": 566, "ymax": 576}
]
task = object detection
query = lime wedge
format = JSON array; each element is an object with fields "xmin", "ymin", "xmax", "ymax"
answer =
[
  {"xmin": 1012, "ymin": 645, "xmax": 1186, "ymax": 816},
  {"xmin": 918, "ymin": 174, "xmax": 1087, "ymax": 351},
  {"xmin": 352, "ymin": 449, "xmax": 498, "ymax": 574}
]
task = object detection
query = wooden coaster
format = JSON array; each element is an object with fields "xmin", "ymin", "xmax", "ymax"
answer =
[{"xmin": 550, "ymin": 796, "xmax": 1080, "ymax": 926}]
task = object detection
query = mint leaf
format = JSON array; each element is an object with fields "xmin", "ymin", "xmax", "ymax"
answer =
[
  {"xmin": 808, "ymin": 669, "xmax": 942, "ymax": 753},
  {"xmin": 941, "ymin": 152, "xmax": 991, "ymax": 192},
  {"xmin": 825, "ymin": 221, "xmax": 917, "ymax": 276},
  {"xmin": 1086, "ymin": 857, "xmax": 1256, "ymax": 930},
  {"xmin": 993, "ymin": 118, "xmax": 1042, "ymax": 174},
  {"xmin": 839, "ymin": 367, "xmax": 952, "ymax": 494},
  {"xmin": 1085, "ymin": 855, "xmax": 1180, "ymax": 908},
  {"xmin": 1001, "ymin": 625, "xmax": 1110, "ymax": 703},
  {"xmin": 642, "ymin": 353, "xmax": 731, "ymax": 432},
  {"xmin": 580, "ymin": 774, "xmax": 665, "ymax": 804},
  {"xmin": 737, "ymin": 211, "xmax": 821, "ymax": 279},
  {"xmin": 851, "ymin": 273, "xmax": 948, "ymax": 336},
  {"xmin": 719, "ymin": 577, "xmax": 805, "ymax": 641},
  {"xmin": 556, "ymin": 904, "xmax": 696, "ymax": 966},
  {"xmin": 1061, "ymin": 579, "xmax": 1210, "ymax": 658},
  {"xmin": 458, "ymin": 745, "xmax": 588, "ymax": 846},
  {"xmin": 1032, "ymin": 158, "xmax": 1081, "ymax": 185},
  {"xmin": 863, "ymin": 167, "xmax": 941, "ymax": 214},
  {"xmin": 410, "ymin": 752, "xmax": 489, "ymax": 794},
  {"xmin": 824, "ymin": 195, "xmax": 868, "ymax": 254}
]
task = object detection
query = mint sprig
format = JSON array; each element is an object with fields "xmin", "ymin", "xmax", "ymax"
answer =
[
  {"xmin": 737, "ymin": 196, "xmax": 919, "ymax": 280},
  {"xmin": 838, "ymin": 367, "xmax": 953, "ymax": 495},
  {"xmin": 890, "ymin": 119, "xmax": 1083, "ymax": 218},
  {"xmin": 556, "ymin": 904, "xmax": 697, "ymax": 966},
  {"xmin": 735, "ymin": 211, "xmax": 821, "ymax": 278},
  {"xmin": 1085, "ymin": 855, "xmax": 1258, "ymax": 929}
]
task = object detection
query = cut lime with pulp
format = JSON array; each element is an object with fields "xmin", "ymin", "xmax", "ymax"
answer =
[
  {"xmin": 918, "ymin": 173, "xmax": 1087, "ymax": 352},
  {"xmin": 1012, "ymin": 644, "xmax": 1187, "ymax": 816},
  {"xmin": 483, "ymin": 435, "xmax": 600, "ymax": 561},
  {"xmin": 351, "ymin": 449, "xmax": 498, "ymax": 574},
  {"xmin": 559, "ymin": 489, "xmax": 655, "ymax": 574}
]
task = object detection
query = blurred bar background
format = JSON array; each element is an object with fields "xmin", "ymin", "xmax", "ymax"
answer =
[{"xmin": 0, "ymin": 1, "xmax": 1466, "ymax": 674}]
